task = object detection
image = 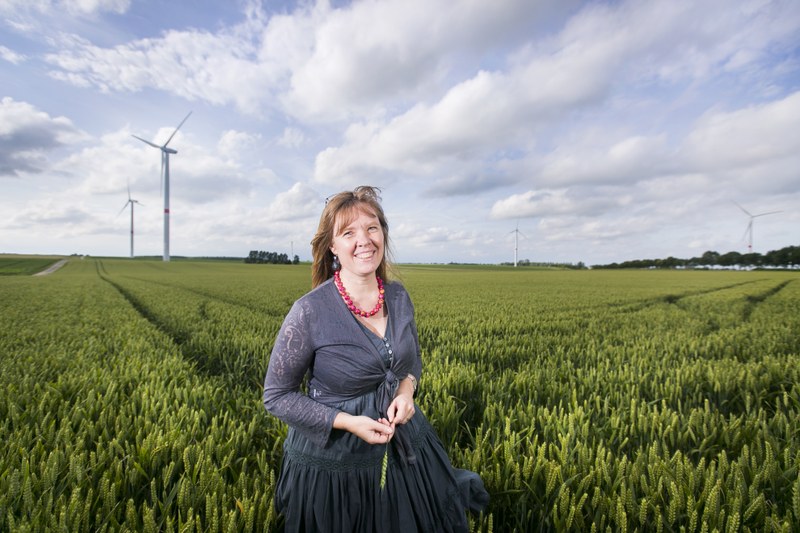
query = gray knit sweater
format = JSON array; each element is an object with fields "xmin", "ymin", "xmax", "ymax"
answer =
[{"xmin": 263, "ymin": 278, "xmax": 422, "ymax": 448}]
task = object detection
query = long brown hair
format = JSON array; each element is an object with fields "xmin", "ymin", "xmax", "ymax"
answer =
[{"xmin": 310, "ymin": 186, "xmax": 393, "ymax": 288}]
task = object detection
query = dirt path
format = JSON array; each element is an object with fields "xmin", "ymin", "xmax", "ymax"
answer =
[{"xmin": 34, "ymin": 259, "xmax": 68, "ymax": 276}]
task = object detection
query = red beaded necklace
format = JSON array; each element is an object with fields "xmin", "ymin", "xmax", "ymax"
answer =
[{"xmin": 334, "ymin": 270, "xmax": 385, "ymax": 317}]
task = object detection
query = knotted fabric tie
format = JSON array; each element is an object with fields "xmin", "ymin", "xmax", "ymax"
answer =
[{"xmin": 376, "ymin": 370, "xmax": 417, "ymax": 466}]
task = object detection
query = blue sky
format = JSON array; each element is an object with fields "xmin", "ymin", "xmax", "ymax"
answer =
[{"xmin": 1, "ymin": 0, "xmax": 798, "ymax": 265}]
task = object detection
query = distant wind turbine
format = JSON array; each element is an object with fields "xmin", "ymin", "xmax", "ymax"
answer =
[
  {"xmin": 509, "ymin": 222, "xmax": 527, "ymax": 267},
  {"xmin": 118, "ymin": 184, "xmax": 143, "ymax": 258},
  {"xmin": 733, "ymin": 201, "xmax": 782, "ymax": 253},
  {"xmin": 132, "ymin": 111, "xmax": 192, "ymax": 262}
]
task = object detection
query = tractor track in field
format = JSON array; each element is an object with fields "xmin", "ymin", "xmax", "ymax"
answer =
[
  {"xmin": 95, "ymin": 263, "xmax": 231, "ymax": 380},
  {"xmin": 111, "ymin": 274, "xmax": 293, "ymax": 318},
  {"xmin": 742, "ymin": 279, "xmax": 793, "ymax": 321},
  {"xmin": 611, "ymin": 278, "xmax": 794, "ymax": 326}
]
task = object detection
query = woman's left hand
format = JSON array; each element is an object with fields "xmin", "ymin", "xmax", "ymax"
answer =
[{"xmin": 387, "ymin": 390, "xmax": 415, "ymax": 426}]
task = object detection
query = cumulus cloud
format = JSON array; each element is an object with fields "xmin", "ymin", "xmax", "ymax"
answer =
[
  {"xmin": 313, "ymin": 0, "xmax": 800, "ymax": 190},
  {"xmin": 31, "ymin": 0, "xmax": 563, "ymax": 122},
  {"xmin": 3, "ymin": 0, "xmax": 798, "ymax": 262},
  {"xmin": 393, "ymin": 222, "xmax": 483, "ymax": 248},
  {"xmin": 283, "ymin": 0, "xmax": 562, "ymax": 121},
  {"xmin": 7, "ymin": 199, "xmax": 96, "ymax": 230},
  {"xmin": 307, "ymin": 3, "xmax": 653, "ymax": 185},
  {"xmin": 535, "ymin": 135, "xmax": 673, "ymax": 187},
  {"xmin": 683, "ymin": 90, "xmax": 800, "ymax": 176},
  {"xmin": 261, "ymin": 181, "xmax": 321, "ymax": 222},
  {"xmin": 0, "ymin": 97, "xmax": 88, "ymax": 177},
  {"xmin": 218, "ymin": 130, "xmax": 263, "ymax": 158},
  {"xmin": 490, "ymin": 188, "xmax": 630, "ymax": 219}
]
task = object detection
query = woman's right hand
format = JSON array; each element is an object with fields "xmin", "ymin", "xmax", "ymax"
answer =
[{"xmin": 334, "ymin": 412, "xmax": 394, "ymax": 444}]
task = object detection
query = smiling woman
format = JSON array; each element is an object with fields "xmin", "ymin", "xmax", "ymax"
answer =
[{"xmin": 262, "ymin": 186, "xmax": 489, "ymax": 532}]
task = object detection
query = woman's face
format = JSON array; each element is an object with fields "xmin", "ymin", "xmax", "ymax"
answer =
[{"xmin": 330, "ymin": 206, "xmax": 384, "ymax": 279}]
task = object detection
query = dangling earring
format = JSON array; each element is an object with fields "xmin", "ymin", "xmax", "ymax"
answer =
[{"xmin": 332, "ymin": 254, "xmax": 340, "ymax": 271}]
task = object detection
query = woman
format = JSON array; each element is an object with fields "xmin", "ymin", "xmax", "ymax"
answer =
[{"xmin": 263, "ymin": 186, "xmax": 488, "ymax": 532}]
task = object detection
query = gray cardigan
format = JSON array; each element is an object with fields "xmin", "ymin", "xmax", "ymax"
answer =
[{"xmin": 263, "ymin": 278, "xmax": 422, "ymax": 448}]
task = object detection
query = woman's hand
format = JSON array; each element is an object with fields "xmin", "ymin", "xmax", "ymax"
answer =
[
  {"xmin": 334, "ymin": 413, "xmax": 394, "ymax": 444},
  {"xmin": 387, "ymin": 379, "xmax": 416, "ymax": 426}
]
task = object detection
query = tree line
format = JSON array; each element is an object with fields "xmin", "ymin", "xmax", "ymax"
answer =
[
  {"xmin": 244, "ymin": 250, "xmax": 300, "ymax": 265},
  {"xmin": 595, "ymin": 245, "xmax": 800, "ymax": 269}
]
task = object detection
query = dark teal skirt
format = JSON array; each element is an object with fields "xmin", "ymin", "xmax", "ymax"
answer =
[{"xmin": 274, "ymin": 392, "xmax": 488, "ymax": 532}]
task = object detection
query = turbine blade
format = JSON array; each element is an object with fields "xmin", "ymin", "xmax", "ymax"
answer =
[
  {"xmin": 163, "ymin": 111, "xmax": 192, "ymax": 147},
  {"xmin": 132, "ymin": 134, "xmax": 161, "ymax": 149},
  {"xmin": 732, "ymin": 201, "xmax": 752, "ymax": 217},
  {"xmin": 753, "ymin": 210, "xmax": 782, "ymax": 218},
  {"xmin": 117, "ymin": 201, "xmax": 129, "ymax": 217}
]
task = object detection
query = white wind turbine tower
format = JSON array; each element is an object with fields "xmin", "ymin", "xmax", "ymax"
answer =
[
  {"xmin": 733, "ymin": 201, "xmax": 782, "ymax": 253},
  {"xmin": 509, "ymin": 222, "xmax": 527, "ymax": 267},
  {"xmin": 132, "ymin": 111, "xmax": 192, "ymax": 262},
  {"xmin": 118, "ymin": 184, "xmax": 143, "ymax": 258}
]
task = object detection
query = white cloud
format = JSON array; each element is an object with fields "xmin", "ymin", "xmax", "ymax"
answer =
[
  {"xmin": 0, "ymin": 45, "xmax": 26, "ymax": 64},
  {"xmin": 43, "ymin": 28, "xmax": 275, "ymax": 114},
  {"xmin": 394, "ymin": 222, "xmax": 482, "ymax": 247},
  {"xmin": 218, "ymin": 130, "xmax": 263, "ymax": 158},
  {"xmin": 283, "ymin": 0, "xmax": 565, "ymax": 121},
  {"xmin": 0, "ymin": 97, "xmax": 88, "ymax": 177},
  {"xmin": 261, "ymin": 181, "xmax": 322, "ymax": 222},
  {"xmin": 684, "ymin": 90, "xmax": 800, "ymax": 176},
  {"xmin": 277, "ymin": 127, "xmax": 305, "ymax": 149},
  {"xmin": 535, "ymin": 135, "xmax": 672, "ymax": 188},
  {"xmin": 313, "ymin": 0, "xmax": 800, "ymax": 190},
  {"xmin": 2, "ymin": 0, "xmax": 799, "ymax": 263},
  {"xmin": 0, "ymin": 0, "xmax": 129, "ymax": 16},
  {"xmin": 63, "ymin": 0, "xmax": 130, "ymax": 14},
  {"xmin": 490, "ymin": 188, "xmax": 630, "ymax": 219}
]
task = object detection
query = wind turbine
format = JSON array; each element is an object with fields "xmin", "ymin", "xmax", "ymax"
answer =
[
  {"xmin": 118, "ymin": 185, "xmax": 143, "ymax": 258},
  {"xmin": 132, "ymin": 111, "xmax": 192, "ymax": 262},
  {"xmin": 509, "ymin": 222, "xmax": 527, "ymax": 267},
  {"xmin": 733, "ymin": 201, "xmax": 782, "ymax": 253}
]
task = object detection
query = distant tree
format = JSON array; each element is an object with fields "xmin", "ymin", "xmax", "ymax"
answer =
[
  {"xmin": 244, "ymin": 250, "xmax": 297, "ymax": 265},
  {"xmin": 765, "ymin": 246, "xmax": 800, "ymax": 267},
  {"xmin": 700, "ymin": 250, "xmax": 720, "ymax": 266},
  {"xmin": 718, "ymin": 251, "xmax": 742, "ymax": 267},
  {"xmin": 592, "ymin": 244, "xmax": 798, "ymax": 269},
  {"xmin": 741, "ymin": 253, "xmax": 762, "ymax": 267},
  {"xmin": 661, "ymin": 256, "xmax": 684, "ymax": 268}
]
